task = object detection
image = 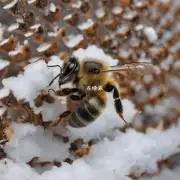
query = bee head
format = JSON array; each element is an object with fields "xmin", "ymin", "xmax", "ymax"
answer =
[{"xmin": 59, "ymin": 57, "xmax": 80, "ymax": 85}]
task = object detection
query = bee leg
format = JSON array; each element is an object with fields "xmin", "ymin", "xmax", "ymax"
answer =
[
  {"xmin": 50, "ymin": 88, "xmax": 85, "ymax": 98},
  {"xmin": 103, "ymin": 83, "xmax": 129, "ymax": 126},
  {"xmin": 42, "ymin": 110, "xmax": 71, "ymax": 129}
]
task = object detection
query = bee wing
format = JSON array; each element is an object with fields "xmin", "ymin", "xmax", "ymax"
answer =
[{"xmin": 102, "ymin": 62, "xmax": 160, "ymax": 80}]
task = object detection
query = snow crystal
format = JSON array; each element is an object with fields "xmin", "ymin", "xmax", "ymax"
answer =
[
  {"xmin": 0, "ymin": 59, "xmax": 10, "ymax": 70},
  {"xmin": 144, "ymin": 27, "xmax": 158, "ymax": 43},
  {"xmin": 73, "ymin": 45, "xmax": 119, "ymax": 66},
  {"xmin": 3, "ymin": 124, "xmax": 180, "ymax": 180}
]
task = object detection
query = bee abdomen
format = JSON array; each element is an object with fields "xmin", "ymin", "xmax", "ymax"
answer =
[{"xmin": 68, "ymin": 96, "xmax": 106, "ymax": 128}]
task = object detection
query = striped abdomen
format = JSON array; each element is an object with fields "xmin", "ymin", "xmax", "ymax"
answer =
[{"xmin": 68, "ymin": 95, "xmax": 106, "ymax": 128}]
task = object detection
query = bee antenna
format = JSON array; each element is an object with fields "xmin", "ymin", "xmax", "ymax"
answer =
[
  {"xmin": 47, "ymin": 73, "xmax": 62, "ymax": 87},
  {"xmin": 48, "ymin": 89, "xmax": 56, "ymax": 95},
  {"xmin": 47, "ymin": 65, "xmax": 62, "ymax": 72}
]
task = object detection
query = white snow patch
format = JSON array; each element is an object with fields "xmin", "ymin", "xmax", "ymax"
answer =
[
  {"xmin": 37, "ymin": 43, "xmax": 51, "ymax": 52},
  {"xmin": 0, "ymin": 59, "xmax": 10, "ymax": 70},
  {"xmin": 0, "ymin": 88, "xmax": 10, "ymax": 99},
  {"xmin": 95, "ymin": 8, "xmax": 105, "ymax": 18},
  {"xmin": 7, "ymin": 23, "xmax": 19, "ymax": 32},
  {"xmin": 3, "ymin": 0, "xmax": 18, "ymax": 9},
  {"xmin": 68, "ymin": 95, "xmax": 137, "ymax": 141},
  {"xmin": 63, "ymin": 34, "xmax": 84, "ymax": 48},
  {"xmin": 73, "ymin": 45, "xmax": 119, "ymax": 66},
  {"xmin": 144, "ymin": 27, "xmax": 158, "ymax": 43},
  {"xmin": 2, "ymin": 60, "xmax": 53, "ymax": 102},
  {"xmin": 77, "ymin": 19, "xmax": 94, "ymax": 30}
]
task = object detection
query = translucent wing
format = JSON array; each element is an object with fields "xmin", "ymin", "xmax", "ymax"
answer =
[{"xmin": 101, "ymin": 62, "xmax": 160, "ymax": 80}]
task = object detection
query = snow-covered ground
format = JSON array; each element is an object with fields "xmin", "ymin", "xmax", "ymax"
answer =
[{"xmin": 0, "ymin": 46, "xmax": 180, "ymax": 180}]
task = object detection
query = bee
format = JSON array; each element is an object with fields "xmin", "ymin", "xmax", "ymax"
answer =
[{"xmin": 44, "ymin": 57, "xmax": 158, "ymax": 128}]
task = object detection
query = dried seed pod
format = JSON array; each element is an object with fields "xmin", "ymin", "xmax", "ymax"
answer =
[
  {"xmin": 119, "ymin": 0, "xmax": 131, "ymax": 7},
  {"xmin": 0, "ymin": 118, "xmax": 14, "ymax": 144},
  {"xmin": 27, "ymin": 157, "xmax": 61, "ymax": 167},
  {"xmin": 99, "ymin": 35, "xmax": 112, "ymax": 47},
  {"xmin": 37, "ymin": 42, "xmax": 59, "ymax": 57},
  {"xmin": 4, "ymin": 0, "xmax": 28, "ymax": 17},
  {"xmin": 74, "ymin": 146, "xmax": 90, "ymax": 157},
  {"xmin": 48, "ymin": 27, "xmax": 66, "ymax": 41},
  {"xmin": 116, "ymin": 25, "xmax": 130, "ymax": 37},
  {"xmin": 21, "ymin": 11, "xmax": 35, "ymax": 27},
  {"xmin": 9, "ymin": 41, "xmax": 31, "ymax": 66},
  {"xmin": 59, "ymin": 51, "xmax": 69, "ymax": 61},
  {"xmin": 31, "ymin": 0, "xmax": 48, "ymax": 9},
  {"xmin": 24, "ymin": 24, "xmax": 45, "ymax": 43},
  {"xmin": 34, "ymin": 93, "xmax": 55, "ymax": 107},
  {"xmin": 78, "ymin": 19, "xmax": 96, "ymax": 35},
  {"xmin": 63, "ymin": 158, "xmax": 73, "ymax": 164},
  {"xmin": 69, "ymin": 137, "xmax": 84, "ymax": 152},
  {"xmin": 7, "ymin": 103, "xmax": 43, "ymax": 125},
  {"xmin": 104, "ymin": 19, "xmax": 117, "ymax": 30},
  {"xmin": 80, "ymin": 1, "xmax": 92, "ymax": 17},
  {"xmin": 0, "ymin": 35, "xmax": 18, "ymax": 53},
  {"xmin": 64, "ymin": 13, "xmax": 80, "ymax": 26},
  {"xmin": 0, "ymin": 91, "xmax": 18, "ymax": 107},
  {"xmin": 63, "ymin": 34, "xmax": 84, "ymax": 49},
  {"xmin": 44, "ymin": 4, "xmax": 62, "ymax": 23}
]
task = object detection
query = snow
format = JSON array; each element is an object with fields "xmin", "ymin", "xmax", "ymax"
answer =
[
  {"xmin": 3, "ymin": 0, "xmax": 18, "ymax": 9},
  {"xmin": 0, "ymin": 88, "xmax": 10, "ymax": 99},
  {"xmin": 0, "ymin": 23, "xmax": 6, "ymax": 41},
  {"xmin": 95, "ymin": 8, "xmax": 105, "ymax": 18},
  {"xmin": 36, "ymin": 43, "xmax": 51, "ymax": 52},
  {"xmin": 63, "ymin": 34, "xmax": 84, "ymax": 48},
  {"xmin": 49, "ymin": 3, "xmax": 56, "ymax": 13},
  {"xmin": 77, "ymin": 19, "xmax": 94, "ymax": 30},
  {"xmin": 0, "ymin": 59, "xmax": 10, "ymax": 70},
  {"xmin": 144, "ymin": 27, "xmax": 158, "ymax": 43},
  {"xmin": 73, "ymin": 45, "xmax": 119, "ymax": 66},
  {"xmin": 2, "ymin": 60, "xmax": 53, "ymax": 102},
  {"xmin": 72, "ymin": 1, "xmax": 82, "ymax": 8},
  {"xmin": 1, "ymin": 45, "xmax": 180, "ymax": 180},
  {"xmin": 7, "ymin": 23, "xmax": 19, "ymax": 32}
]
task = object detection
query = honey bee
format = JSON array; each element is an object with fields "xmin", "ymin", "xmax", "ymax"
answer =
[{"xmin": 44, "ymin": 57, "xmax": 158, "ymax": 128}]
